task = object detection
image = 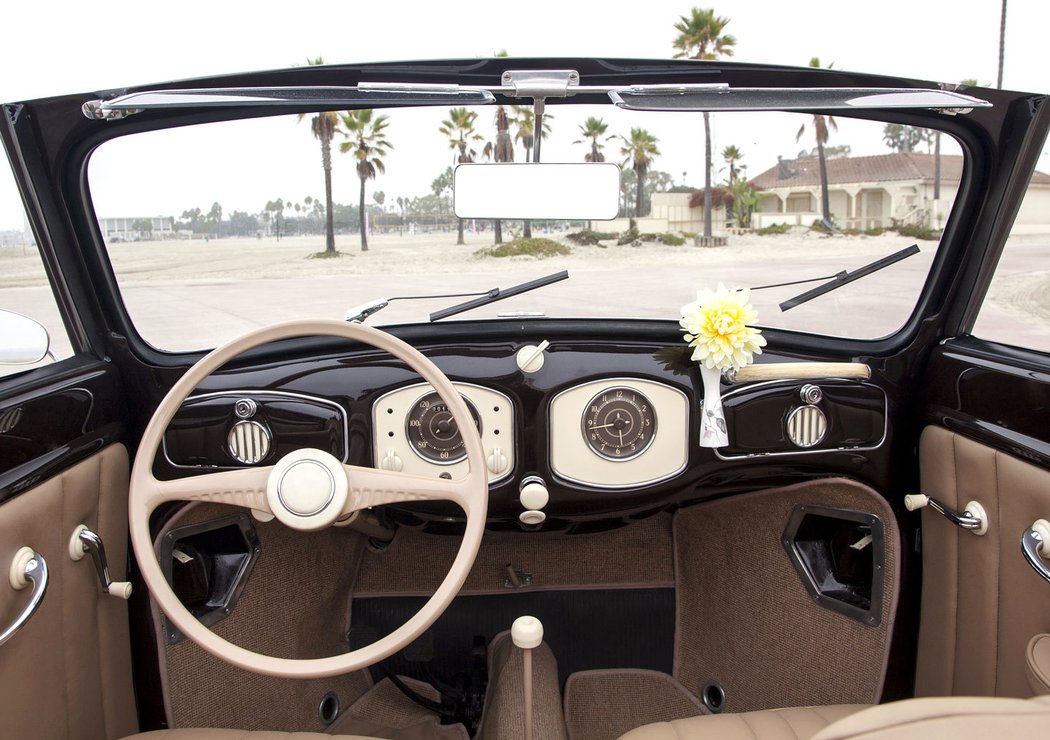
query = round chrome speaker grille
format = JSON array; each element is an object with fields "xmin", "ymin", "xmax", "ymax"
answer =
[
  {"xmin": 227, "ymin": 420, "xmax": 271, "ymax": 464},
  {"xmin": 786, "ymin": 405, "xmax": 827, "ymax": 448}
]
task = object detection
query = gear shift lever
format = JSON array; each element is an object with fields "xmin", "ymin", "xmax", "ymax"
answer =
[{"xmin": 511, "ymin": 615, "xmax": 543, "ymax": 740}]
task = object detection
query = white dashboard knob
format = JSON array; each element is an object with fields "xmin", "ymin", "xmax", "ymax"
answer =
[
  {"xmin": 519, "ymin": 481, "xmax": 549, "ymax": 510},
  {"xmin": 380, "ymin": 449, "xmax": 404, "ymax": 472},
  {"xmin": 487, "ymin": 447, "xmax": 509, "ymax": 475},
  {"xmin": 516, "ymin": 341, "xmax": 549, "ymax": 373},
  {"xmin": 519, "ymin": 510, "xmax": 546, "ymax": 526},
  {"xmin": 511, "ymin": 615, "xmax": 544, "ymax": 649}
]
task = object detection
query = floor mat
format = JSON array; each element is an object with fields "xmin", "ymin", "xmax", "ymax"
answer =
[
  {"xmin": 673, "ymin": 478, "xmax": 900, "ymax": 712},
  {"xmin": 563, "ymin": 669, "xmax": 705, "ymax": 740},
  {"xmin": 355, "ymin": 513, "xmax": 674, "ymax": 596},
  {"xmin": 157, "ymin": 503, "xmax": 371, "ymax": 732},
  {"xmin": 328, "ymin": 677, "xmax": 468, "ymax": 740},
  {"xmin": 352, "ymin": 588, "xmax": 675, "ymax": 690}
]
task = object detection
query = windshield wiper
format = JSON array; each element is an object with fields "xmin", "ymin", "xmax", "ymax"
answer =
[
  {"xmin": 430, "ymin": 270, "xmax": 569, "ymax": 321},
  {"xmin": 761, "ymin": 244, "xmax": 921, "ymax": 311}
]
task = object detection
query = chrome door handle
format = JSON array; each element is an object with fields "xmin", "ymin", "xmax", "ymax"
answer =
[
  {"xmin": 1021, "ymin": 520, "xmax": 1050, "ymax": 585},
  {"xmin": 1, "ymin": 547, "xmax": 48, "ymax": 647}
]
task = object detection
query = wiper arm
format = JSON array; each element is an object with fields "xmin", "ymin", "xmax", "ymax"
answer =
[
  {"xmin": 775, "ymin": 245, "xmax": 921, "ymax": 312},
  {"xmin": 346, "ymin": 289, "xmax": 492, "ymax": 323},
  {"xmin": 430, "ymin": 270, "xmax": 569, "ymax": 322}
]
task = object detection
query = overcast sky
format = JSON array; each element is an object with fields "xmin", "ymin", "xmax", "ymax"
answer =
[{"xmin": 2, "ymin": 0, "xmax": 1047, "ymax": 231}]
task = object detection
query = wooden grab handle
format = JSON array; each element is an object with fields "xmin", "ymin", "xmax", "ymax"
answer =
[{"xmin": 730, "ymin": 362, "xmax": 871, "ymax": 383}]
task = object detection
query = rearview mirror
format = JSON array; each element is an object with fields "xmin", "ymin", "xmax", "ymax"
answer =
[
  {"xmin": 0, "ymin": 309, "xmax": 51, "ymax": 365},
  {"xmin": 453, "ymin": 163, "xmax": 620, "ymax": 220}
]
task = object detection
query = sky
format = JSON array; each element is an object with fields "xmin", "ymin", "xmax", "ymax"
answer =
[{"xmin": 2, "ymin": 0, "xmax": 1048, "ymax": 231}]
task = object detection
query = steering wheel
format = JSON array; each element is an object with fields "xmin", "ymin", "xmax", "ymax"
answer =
[{"xmin": 129, "ymin": 320, "xmax": 488, "ymax": 678}]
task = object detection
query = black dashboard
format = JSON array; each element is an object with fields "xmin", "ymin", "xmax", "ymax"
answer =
[{"xmin": 156, "ymin": 334, "xmax": 890, "ymax": 529}]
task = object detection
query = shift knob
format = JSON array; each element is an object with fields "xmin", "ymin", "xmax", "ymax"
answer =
[{"xmin": 511, "ymin": 615, "xmax": 544, "ymax": 649}]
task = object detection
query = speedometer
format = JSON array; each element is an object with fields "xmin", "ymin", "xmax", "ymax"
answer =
[
  {"xmin": 406, "ymin": 391, "xmax": 482, "ymax": 464},
  {"xmin": 582, "ymin": 385, "xmax": 656, "ymax": 460}
]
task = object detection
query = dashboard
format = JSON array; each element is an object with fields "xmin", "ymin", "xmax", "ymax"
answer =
[{"xmin": 157, "ymin": 334, "xmax": 891, "ymax": 527}]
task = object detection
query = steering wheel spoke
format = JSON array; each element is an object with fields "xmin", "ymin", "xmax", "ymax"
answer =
[
  {"xmin": 148, "ymin": 466, "xmax": 274, "ymax": 512},
  {"xmin": 342, "ymin": 464, "xmax": 471, "ymax": 513}
]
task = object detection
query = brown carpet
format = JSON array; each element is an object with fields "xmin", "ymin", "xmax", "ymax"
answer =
[
  {"xmin": 158, "ymin": 504, "xmax": 372, "ymax": 732},
  {"xmin": 673, "ymin": 478, "xmax": 900, "ymax": 712},
  {"xmin": 478, "ymin": 631, "xmax": 568, "ymax": 740},
  {"xmin": 327, "ymin": 677, "xmax": 468, "ymax": 740},
  {"xmin": 562, "ymin": 670, "xmax": 705, "ymax": 740},
  {"xmin": 355, "ymin": 514, "xmax": 674, "ymax": 596}
]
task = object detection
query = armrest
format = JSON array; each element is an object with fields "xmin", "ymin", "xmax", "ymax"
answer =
[{"xmin": 1027, "ymin": 634, "xmax": 1050, "ymax": 695}]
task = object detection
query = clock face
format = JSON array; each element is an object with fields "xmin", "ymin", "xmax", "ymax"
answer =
[
  {"xmin": 581, "ymin": 386, "xmax": 656, "ymax": 461},
  {"xmin": 405, "ymin": 391, "xmax": 481, "ymax": 464}
]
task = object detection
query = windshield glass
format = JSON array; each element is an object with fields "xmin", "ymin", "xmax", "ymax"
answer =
[{"xmin": 87, "ymin": 104, "xmax": 965, "ymax": 351}]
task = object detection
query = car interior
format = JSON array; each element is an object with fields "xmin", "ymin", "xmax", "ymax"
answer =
[{"xmin": 1, "ymin": 58, "xmax": 1050, "ymax": 740}]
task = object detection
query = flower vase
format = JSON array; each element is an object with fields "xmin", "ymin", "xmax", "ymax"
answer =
[{"xmin": 699, "ymin": 365, "xmax": 728, "ymax": 448}]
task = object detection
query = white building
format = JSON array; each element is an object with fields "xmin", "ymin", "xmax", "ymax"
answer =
[{"xmin": 98, "ymin": 216, "xmax": 174, "ymax": 241}]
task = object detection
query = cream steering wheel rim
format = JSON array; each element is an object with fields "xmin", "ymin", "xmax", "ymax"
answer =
[{"xmin": 129, "ymin": 319, "xmax": 488, "ymax": 679}]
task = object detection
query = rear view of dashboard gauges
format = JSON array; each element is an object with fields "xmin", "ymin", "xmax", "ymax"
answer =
[
  {"xmin": 550, "ymin": 378, "xmax": 688, "ymax": 488},
  {"xmin": 372, "ymin": 383, "xmax": 514, "ymax": 483}
]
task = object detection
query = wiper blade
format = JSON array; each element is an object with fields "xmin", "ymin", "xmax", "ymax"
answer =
[
  {"xmin": 345, "ymin": 289, "xmax": 493, "ymax": 323},
  {"xmin": 430, "ymin": 271, "xmax": 569, "ymax": 322},
  {"xmin": 776, "ymin": 245, "xmax": 921, "ymax": 311}
]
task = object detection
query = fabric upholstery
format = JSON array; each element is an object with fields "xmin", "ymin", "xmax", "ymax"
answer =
[
  {"xmin": 915, "ymin": 426, "xmax": 1050, "ymax": 697},
  {"xmin": 126, "ymin": 732, "xmax": 379, "ymax": 739},
  {"xmin": 563, "ymin": 669, "xmax": 705, "ymax": 740},
  {"xmin": 0, "ymin": 444, "xmax": 138, "ymax": 740},
  {"xmin": 618, "ymin": 705, "xmax": 865, "ymax": 740},
  {"xmin": 478, "ymin": 631, "xmax": 568, "ymax": 740}
]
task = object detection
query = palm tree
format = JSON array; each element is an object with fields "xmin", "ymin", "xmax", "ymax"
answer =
[
  {"xmin": 619, "ymin": 128, "xmax": 661, "ymax": 218},
  {"xmin": 574, "ymin": 117, "xmax": 610, "ymax": 163},
  {"xmin": 673, "ymin": 8, "xmax": 737, "ymax": 239},
  {"xmin": 339, "ymin": 109, "xmax": 392, "ymax": 252},
  {"xmin": 575, "ymin": 117, "xmax": 610, "ymax": 229},
  {"xmin": 509, "ymin": 105, "xmax": 552, "ymax": 237},
  {"xmin": 796, "ymin": 58, "xmax": 838, "ymax": 230},
  {"xmin": 482, "ymin": 106, "xmax": 514, "ymax": 244},
  {"xmin": 439, "ymin": 108, "xmax": 483, "ymax": 245},
  {"xmin": 997, "ymin": 1, "xmax": 1007, "ymax": 88},
  {"xmin": 297, "ymin": 57, "xmax": 340, "ymax": 254},
  {"xmin": 721, "ymin": 145, "xmax": 743, "ymax": 182}
]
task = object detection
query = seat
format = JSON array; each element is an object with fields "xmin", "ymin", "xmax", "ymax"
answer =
[
  {"xmin": 618, "ymin": 695, "xmax": 1050, "ymax": 740},
  {"xmin": 127, "ymin": 732, "xmax": 381, "ymax": 739},
  {"xmin": 617, "ymin": 704, "xmax": 866, "ymax": 740}
]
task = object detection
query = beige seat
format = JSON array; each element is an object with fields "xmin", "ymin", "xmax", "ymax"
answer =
[
  {"xmin": 618, "ymin": 695, "xmax": 1050, "ymax": 740},
  {"xmin": 618, "ymin": 704, "xmax": 866, "ymax": 740},
  {"xmin": 128, "ymin": 732, "xmax": 381, "ymax": 739}
]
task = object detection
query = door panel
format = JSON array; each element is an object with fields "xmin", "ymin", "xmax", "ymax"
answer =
[
  {"xmin": 916, "ymin": 425, "xmax": 1050, "ymax": 697},
  {"xmin": 0, "ymin": 444, "xmax": 137, "ymax": 739}
]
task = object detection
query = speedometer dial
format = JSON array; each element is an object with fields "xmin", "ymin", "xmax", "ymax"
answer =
[
  {"xmin": 582, "ymin": 386, "xmax": 656, "ymax": 460},
  {"xmin": 406, "ymin": 391, "xmax": 482, "ymax": 464}
]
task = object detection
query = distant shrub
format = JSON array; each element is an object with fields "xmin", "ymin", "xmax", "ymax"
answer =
[
  {"xmin": 895, "ymin": 223, "xmax": 938, "ymax": 240},
  {"xmin": 616, "ymin": 228, "xmax": 640, "ymax": 246},
  {"xmin": 475, "ymin": 238, "xmax": 571, "ymax": 258},
  {"xmin": 863, "ymin": 227, "xmax": 884, "ymax": 236},
  {"xmin": 809, "ymin": 221, "xmax": 833, "ymax": 234},
  {"xmin": 680, "ymin": 231, "xmax": 698, "ymax": 239},
  {"xmin": 565, "ymin": 229, "xmax": 616, "ymax": 245},
  {"xmin": 843, "ymin": 228, "xmax": 862, "ymax": 236},
  {"xmin": 308, "ymin": 250, "xmax": 345, "ymax": 259},
  {"xmin": 754, "ymin": 223, "xmax": 792, "ymax": 235}
]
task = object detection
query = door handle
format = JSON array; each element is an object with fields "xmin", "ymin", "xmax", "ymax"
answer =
[
  {"xmin": 0, "ymin": 547, "xmax": 48, "ymax": 647},
  {"xmin": 1021, "ymin": 519, "xmax": 1050, "ymax": 585}
]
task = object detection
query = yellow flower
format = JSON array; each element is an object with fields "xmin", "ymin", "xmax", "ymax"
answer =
[{"xmin": 680, "ymin": 283, "xmax": 766, "ymax": 371}]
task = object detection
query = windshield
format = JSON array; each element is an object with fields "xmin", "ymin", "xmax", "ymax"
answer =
[{"xmin": 87, "ymin": 104, "xmax": 965, "ymax": 351}]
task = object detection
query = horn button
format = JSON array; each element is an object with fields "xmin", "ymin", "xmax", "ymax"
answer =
[{"xmin": 266, "ymin": 449, "xmax": 348, "ymax": 530}]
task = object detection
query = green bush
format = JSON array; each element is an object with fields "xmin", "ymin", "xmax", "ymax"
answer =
[
  {"xmin": 616, "ymin": 228, "xmax": 640, "ymax": 246},
  {"xmin": 475, "ymin": 238, "xmax": 571, "ymax": 259},
  {"xmin": 656, "ymin": 233, "xmax": 686, "ymax": 246},
  {"xmin": 565, "ymin": 229, "xmax": 616, "ymax": 245},
  {"xmin": 754, "ymin": 223, "xmax": 792, "ymax": 235},
  {"xmin": 680, "ymin": 231, "xmax": 698, "ymax": 239},
  {"xmin": 895, "ymin": 223, "xmax": 938, "ymax": 240},
  {"xmin": 863, "ymin": 227, "xmax": 884, "ymax": 236},
  {"xmin": 308, "ymin": 250, "xmax": 345, "ymax": 259},
  {"xmin": 808, "ymin": 221, "xmax": 833, "ymax": 234}
]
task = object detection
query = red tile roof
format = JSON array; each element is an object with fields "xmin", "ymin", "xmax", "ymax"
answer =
[{"xmin": 751, "ymin": 152, "xmax": 1050, "ymax": 189}]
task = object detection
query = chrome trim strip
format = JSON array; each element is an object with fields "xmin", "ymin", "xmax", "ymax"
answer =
[
  {"xmin": 549, "ymin": 377, "xmax": 689, "ymax": 490},
  {"xmin": 713, "ymin": 379, "xmax": 888, "ymax": 461},
  {"xmin": 162, "ymin": 389, "xmax": 350, "ymax": 469}
]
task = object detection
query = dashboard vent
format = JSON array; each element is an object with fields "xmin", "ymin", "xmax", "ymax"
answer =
[
  {"xmin": 787, "ymin": 405, "xmax": 827, "ymax": 448},
  {"xmin": 227, "ymin": 420, "xmax": 271, "ymax": 464}
]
